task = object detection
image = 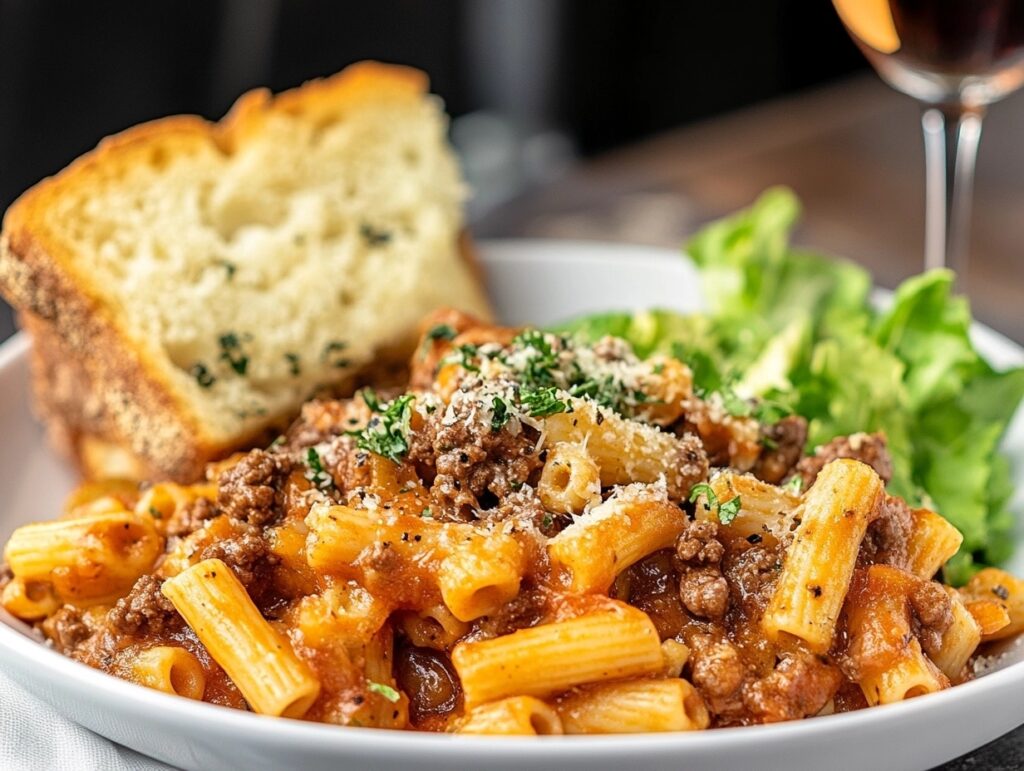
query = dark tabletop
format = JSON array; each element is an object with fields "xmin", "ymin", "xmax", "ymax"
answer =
[{"xmin": 0, "ymin": 74, "xmax": 1022, "ymax": 770}]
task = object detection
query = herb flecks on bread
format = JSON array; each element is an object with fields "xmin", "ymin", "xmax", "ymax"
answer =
[{"xmin": 0, "ymin": 61, "xmax": 491, "ymax": 482}]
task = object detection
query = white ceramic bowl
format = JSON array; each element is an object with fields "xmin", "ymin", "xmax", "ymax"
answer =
[{"xmin": 1, "ymin": 240, "xmax": 1023, "ymax": 771}]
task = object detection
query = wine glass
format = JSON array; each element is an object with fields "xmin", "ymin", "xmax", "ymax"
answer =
[{"xmin": 832, "ymin": 0, "xmax": 1024, "ymax": 280}]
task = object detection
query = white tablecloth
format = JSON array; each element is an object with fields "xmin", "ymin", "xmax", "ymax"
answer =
[{"xmin": 0, "ymin": 671, "xmax": 175, "ymax": 771}]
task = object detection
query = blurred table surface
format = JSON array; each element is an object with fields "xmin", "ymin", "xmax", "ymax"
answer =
[
  {"xmin": 0, "ymin": 74, "xmax": 1023, "ymax": 771},
  {"xmin": 478, "ymin": 73, "xmax": 1024, "ymax": 771},
  {"xmin": 477, "ymin": 74, "xmax": 1024, "ymax": 345}
]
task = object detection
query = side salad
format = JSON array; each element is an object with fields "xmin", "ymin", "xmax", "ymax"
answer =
[{"xmin": 555, "ymin": 188, "xmax": 1024, "ymax": 584}]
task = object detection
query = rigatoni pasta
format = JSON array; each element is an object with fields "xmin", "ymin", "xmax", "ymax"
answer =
[
  {"xmin": 4, "ymin": 511, "xmax": 162, "ymax": 603},
  {"xmin": 161, "ymin": 559, "xmax": 320, "ymax": 718},
  {"xmin": 130, "ymin": 646, "xmax": 207, "ymax": 700},
  {"xmin": 1, "ymin": 315, "xmax": 1015, "ymax": 735},
  {"xmin": 547, "ymin": 486, "xmax": 685, "ymax": 593},
  {"xmin": 556, "ymin": 679, "xmax": 709, "ymax": 733},
  {"xmin": 452, "ymin": 603, "xmax": 664, "ymax": 708},
  {"xmin": 457, "ymin": 696, "xmax": 564, "ymax": 735},
  {"xmin": 763, "ymin": 459, "xmax": 884, "ymax": 652}
]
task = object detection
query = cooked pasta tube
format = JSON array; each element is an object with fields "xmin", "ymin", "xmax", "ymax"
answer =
[
  {"xmin": 1, "ymin": 577, "xmax": 59, "ymax": 620},
  {"xmin": 542, "ymin": 399, "xmax": 704, "ymax": 499},
  {"xmin": 294, "ymin": 582, "xmax": 390, "ymax": 647},
  {"xmin": 905, "ymin": 508, "xmax": 963, "ymax": 579},
  {"xmin": 436, "ymin": 534, "xmax": 525, "ymax": 622},
  {"xmin": 964, "ymin": 600, "xmax": 1011, "ymax": 639},
  {"xmin": 859, "ymin": 638, "xmax": 947, "ymax": 705},
  {"xmin": 930, "ymin": 589, "xmax": 982, "ymax": 681},
  {"xmin": 305, "ymin": 505, "xmax": 526, "ymax": 621},
  {"xmin": 556, "ymin": 678, "xmax": 709, "ymax": 733},
  {"xmin": 537, "ymin": 442, "xmax": 601, "ymax": 515},
  {"xmin": 161, "ymin": 559, "xmax": 320, "ymax": 718},
  {"xmin": 452, "ymin": 602, "xmax": 663, "ymax": 708},
  {"xmin": 131, "ymin": 646, "xmax": 207, "ymax": 700},
  {"xmin": 457, "ymin": 696, "xmax": 564, "ymax": 735},
  {"xmin": 660, "ymin": 640, "xmax": 691, "ymax": 678},
  {"xmin": 4, "ymin": 511, "xmax": 162, "ymax": 603},
  {"xmin": 960, "ymin": 568, "xmax": 1024, "ymax": 641},
  {"xmin": 547, "ymin": 486, "xmax": 685, "ymax": 593},
  {"xmin": 351, "ymin": 622, "xmax": 409, "ymax": 729},
  {"xmin": 843, "ymin": 566, "xmax": 950, "ymax": 705},
  {"xmin": 633, "ymin": 356, "xmax": 693, "ymax": 426},
  {"xmin": 762, "ymin": 459, "xmax": 884, "ymax": 652},
  {"xmin": 397, "ymin": 604, "xmax": 470, "ymax": 649},
  {"xmin": 693, "ymin": 470, "xmax": 800, "ymax": 542}
]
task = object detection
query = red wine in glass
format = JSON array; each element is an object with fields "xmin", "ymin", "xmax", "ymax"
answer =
[{"xmin": 834, "ymin": 0, "xmax": 1024, "ymax": 276}]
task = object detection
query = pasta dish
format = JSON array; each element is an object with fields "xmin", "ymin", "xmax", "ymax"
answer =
[{"xmin": 2, "ymin": 309, "xmax": 1022, "ymax": 734}]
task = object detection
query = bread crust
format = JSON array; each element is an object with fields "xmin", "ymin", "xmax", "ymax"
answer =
[{"xmin": 0, "ymin": 61, "xmax": 486, "ymax": 482}]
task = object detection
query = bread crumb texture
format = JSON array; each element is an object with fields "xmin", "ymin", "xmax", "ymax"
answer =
[{"xmin": 0, "ymin": 61, "xmax": 490, "ymax": 476}]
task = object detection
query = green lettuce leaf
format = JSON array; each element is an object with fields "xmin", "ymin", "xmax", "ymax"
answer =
[{"xmin": 553, "ymin": 188, "xmax": 1024, "ymax": 583}]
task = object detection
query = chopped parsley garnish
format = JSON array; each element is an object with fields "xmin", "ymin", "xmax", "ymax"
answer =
[
  {"xmin": 190, "ymin": 362, "xmax": 216, "ymax": 388},
  {"xmin": 716, "ymin": 383, "xmax": 792, "ymax": 425},
  {"xmin": 511, "ymin": 329, "xmax": 560, "ymax": 389},
  {"xmin": 305, "ymin": 447, "xmax": 334, "ymax": 491},
  {"xmin": 520, "ymin": 386, "xmax": 569, "ymax": 418},
  {"xmin": 426, "ymin": 324, "xmax": 457, "ymax": 343},
  {"xmin": 218, "ymin": 332, "xmax": 249, "ymax": 376},
  {"xmin": 216, "ymin": 259, "xmax": 237, "ymax": 279},
  {"xmin": 490, "ymin": 396, "xmax": 510, "ymax": 432},
  {"xmin": 421, "ymin": 323, "xmax": 458, "ymax": 359},
  {"xmin": 567, "ymin": 373, "xmax": 643, "ymax": 415},
  {"xmin": 718, "ymin": 496, "xmax": 742, "ymax": 525},
  {"xmin": 784, "ymin": 476, "xmax": 804, "ymax": 494},
  {"xmin": 350, "ymin": 394, "xmax": 415, "ymax": 463},
  {"xmin": 446, "ymin": 343, "xmax": 480, "ymax": 373},
  {"xmin": 719, "ymin": 387, "xmax": 751, "ymax": 418},
  {"xmin": 284, "ymin": 352, "xmax": 301, "ymax": 376},
  {"xmin": 652, "ymin": 362, "xmax": 665, "ymax": 375},
  {"xmin": 366, "ymin": 681, "xmax": 401, "ymax": 703},
  {"xmin": 359, "ymin": 223, "xmax": 393, "ymax": 246},
  {"xmin": 421, "ymin": 507, "xmax": 433, "ymax": 519},
  {"xmin": 541, "ymin": 513, "xmax": 554, "ymax": 529},
  {"xmin": 688, "ymin": 483, "xmax": 742, "ymax": 525},
  {"xmin": 147, "ymin": 506, "xmax": 163, "ymax": 520},
  {"xmin": 321, "ymin": 341, "xmax": 350, "ymax": 368},
  {"xmin": 360, "ymin": 387, "xmax": 382, "ymax": 412}
]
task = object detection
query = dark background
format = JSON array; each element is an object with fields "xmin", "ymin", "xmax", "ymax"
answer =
[
  {"xmin": 0, "ymin": 0, "xmax": 863, "ymax": 216},
  {"xmin": 0, "ymin": 0, "xmax": 866, "ymax": 338}
]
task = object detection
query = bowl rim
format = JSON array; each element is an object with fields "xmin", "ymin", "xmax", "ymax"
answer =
[{"xmin": 1, "ymin": 237, "xmax": 1023, "ymax": 758}]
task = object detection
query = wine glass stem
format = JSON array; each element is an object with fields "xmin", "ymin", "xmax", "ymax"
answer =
[{"xmin": 921, "ymin": 105, "xmax": 984, "ymax": 279}]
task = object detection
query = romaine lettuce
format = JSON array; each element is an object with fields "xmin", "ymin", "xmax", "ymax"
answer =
[{"xmin": 552, "ymin": 188, "xmax": 1024, "ymax": 584}]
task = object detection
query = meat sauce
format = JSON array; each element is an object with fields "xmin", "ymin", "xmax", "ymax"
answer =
[{"xmin": 0, "ymin": 313, "xmax": 979, "ymax": 730}]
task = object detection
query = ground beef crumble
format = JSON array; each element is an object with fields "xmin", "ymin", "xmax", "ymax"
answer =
[
  {"xmin": 426, "ymin": 389, "xmax": 543, "ymax": 517},
  {"xmin": 46, "ymin": 606, "xmax": 94, "ymax": 652},
  {"xmin": 675, "ymin": 520, "xmax": 729, "ymax": 619},
  {"xmin": 911, "ymin": 580, "xmax": 954, "ymax": 659},
  {"xmin": 107, "ymin": 574, "xmax": 179, "ymax": 636},
  {"xmin": 741, "ymin": 654, "xmax": 843, "ymax": 723},
  {"xmin": 792, "ymin": 432, "xmax": 893, "ymax": 488},
  {"xmin": 166, "ymin": 497, "xmax": 218, "ymax": 538},
  {"xmin": 859, "ymin": 495, "xmax": 914, "ymax": 570},
  {"xmin": 752, "ymin": 415, "xmax": 807, "ymax": 484},
  {"xmin": 217, "ymin": 449, "xmax": 289, "ymax": 526},
  {"xmin": 199, "ymin": 531, "xmax": 279, "ymax": 595}
]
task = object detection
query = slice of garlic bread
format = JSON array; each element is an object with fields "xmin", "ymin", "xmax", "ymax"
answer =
[{"xmin": 0, "ymin": 61, "xmax": 491, "ymax": 481}]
